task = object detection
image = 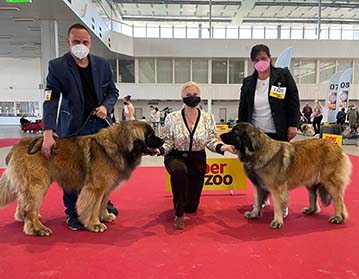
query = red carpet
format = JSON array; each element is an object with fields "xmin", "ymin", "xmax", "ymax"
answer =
[
  {"xmin": 0, "ymin": 138, "xmax": 20, "ymax": 148},
  {"xmin": 0, "ymin": 157, "xmax": 358, "ymax": 279}
]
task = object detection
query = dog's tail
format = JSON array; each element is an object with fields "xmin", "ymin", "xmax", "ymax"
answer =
[
  {"xmin": 0, "ymin": 170, "xmax": 17, "ymax": 207},
  {"xmin": 318, "ymin": 184, "xmax": 332, "ymax": 207}
]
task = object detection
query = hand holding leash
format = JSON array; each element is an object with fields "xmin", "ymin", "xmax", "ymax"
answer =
[
  {"xmin": 95, "ymin": 105, "xmax": 107, "ymax": 119},
  {"xmin": 41, "ymin": 130, "xmax": 56, "ymax": 160}
]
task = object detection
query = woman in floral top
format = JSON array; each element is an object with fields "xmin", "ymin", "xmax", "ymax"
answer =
[{"xmin": 156, "ymin": 81, "xmax": 236, "ymax": 230}]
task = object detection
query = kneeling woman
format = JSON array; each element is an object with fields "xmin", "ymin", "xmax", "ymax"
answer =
[{"xmin": 156, "ymin": 81, "xmax": 236, "ymax": 230}]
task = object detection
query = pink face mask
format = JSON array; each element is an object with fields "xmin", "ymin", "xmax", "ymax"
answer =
[{"xmin": 254, "ymin": 60, "xmax": 270, "ymax": 72}]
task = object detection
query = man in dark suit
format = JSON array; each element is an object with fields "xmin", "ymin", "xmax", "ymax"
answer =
[{"xmin": 41, "ymin": 23, "xmax": 119, "ymax": 230}]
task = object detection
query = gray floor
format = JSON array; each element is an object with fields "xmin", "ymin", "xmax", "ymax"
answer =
[{"xmin": 0, "ymin": 125, "xmax": 358, "ymax": 169}]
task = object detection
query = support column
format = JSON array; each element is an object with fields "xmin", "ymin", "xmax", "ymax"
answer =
[
  {"xmin": 207, "ymin": 98, "xmax": 212, "ymax": 114},
  {"xmin": 40, "ymin": 20, "xmax": 59, "ymax": 86}
]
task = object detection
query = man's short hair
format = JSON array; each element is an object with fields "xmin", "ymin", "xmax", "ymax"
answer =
[{"xmin": 67, "ymin": 23, "xmax": 90, "ymax": 36}]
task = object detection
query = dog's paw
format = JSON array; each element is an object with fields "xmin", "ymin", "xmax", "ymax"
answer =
[
  {"xmin": 100, "ymin": 213, "xmax": 116, "ymax": 223},
  {"xmin": 328, "ymin": 215, "xmax": 345, "ymax": 224},
  {"xmin": 25, "ymin": 227, "xmax": 53, "ymax": 237},
  {"xmin": 87, "ymin": 223, "xmax": 107, "ymax": 233},
  {"xmin": 269, "ymin": 219, "xmax": 284, "ymax": 229},
  {"xmin": 302, "ymin": 207, "xmax": 319, "ymax": 215},
  {"xmin": 244, "ymin": 210, "xmax": 260, "ymax": 219}
]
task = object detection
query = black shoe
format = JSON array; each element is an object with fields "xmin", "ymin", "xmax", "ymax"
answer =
[
  {"xmin": 66, "ymin": 214, "xmax": 84, "ymax": 231},
  {"xmin": 107, "ymin": 201, "xmax": 119, "ymax": 216}
]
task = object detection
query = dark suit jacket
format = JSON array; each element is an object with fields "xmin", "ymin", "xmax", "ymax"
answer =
[
  {"xmin": 43, "ymin": 52, "xmax": 119, "ymax": 137},
  {"xmin": 238, "ymin": 66, "xmax": 300, "ymax": 141}
]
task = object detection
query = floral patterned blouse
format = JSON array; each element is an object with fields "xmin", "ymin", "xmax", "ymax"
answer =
[{"xmin": 160, "ymin": 109, "xmax": 223, "ymax": 155}]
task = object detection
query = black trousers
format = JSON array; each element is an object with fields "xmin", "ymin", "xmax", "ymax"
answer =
[
  {"xmin": 164, "ymin": 150, "xmax": 206, "ymax": 217},
  {"xmin": 313, "ymin": 115, "xmax": 323, "ymax": 134}
]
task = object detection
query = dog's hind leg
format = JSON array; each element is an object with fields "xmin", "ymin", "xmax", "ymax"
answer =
[
  {"xmin": 99, "ymin": 190, "xmax": 116, "ymax": 223},
  {"xmin": 77, "ymin": 185, "xmax": 107, "ymax": 233},
  {"xmin": 321, "ymin": 178, "xmax": 348, "ymax": 224},
  {"xmin": 20, "ymin": 182, "xmax": 52, "ymax": 236},
  {"xmin": 302, "ymin": 184, "xmax": 321, "ymax": 215},
  {"xmin": 269, "ymin": 186, "xmax": 288, "ymax": 229}
]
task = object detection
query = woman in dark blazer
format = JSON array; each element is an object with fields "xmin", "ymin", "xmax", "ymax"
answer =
[{"xmin": 238, "ymin": 44, "xmax": 300, "ymax": 141}]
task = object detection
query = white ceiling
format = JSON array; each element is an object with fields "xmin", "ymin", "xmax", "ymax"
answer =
[
  {"xmin": 0, "ymin": 0, "xmax": 115, "ymax": 58},
  {"xmin": 109, "ymin": 0, "xmax": 359, "ymax": 25}
]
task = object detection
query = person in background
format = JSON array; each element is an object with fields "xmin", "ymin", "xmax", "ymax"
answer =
[
  {"xmin": 302, "ymin": 103, "xmax": 313, "ymax": 124},
  {"xmin": 123, "ymin": 95, "xmax": 135, "ymax": 120},
  {"xmin": 312, "ymin": 100, "xmax": 323, "ymax": 135},
  {"xmin": 41, "ymin": 23, "xmax": 119, "ymax": 231},
  {"xmin": 156, "ymin": 81, "xmax": 236, "ymax": 230},
  {"xmin": 238, "ymin": 44, "xmax": 300, "ymax": 217},
  {"xmin": 347, "ymin": 104, "xmax": 359, "ymax": 133},
  {"xmin": 336, "ymin": 108, "xmax": 346, "ymax": 125}
]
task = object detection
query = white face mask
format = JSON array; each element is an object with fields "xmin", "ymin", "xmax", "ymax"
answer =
[{"xmin": 70, "ymin": 44, "xmax": 89, "ymax": 60}]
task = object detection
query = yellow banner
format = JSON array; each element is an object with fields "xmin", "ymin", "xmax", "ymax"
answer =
[
  {"xmin": 216, "ymin": 124, "xmax": 229, "ymax": 133},
  {"xmin": 166, "ymin": 158, "xmax": 247, "ymax": 192},
  {"xmin": 323, "ymin": 133, "xmax": 342, "ymax": 147}
]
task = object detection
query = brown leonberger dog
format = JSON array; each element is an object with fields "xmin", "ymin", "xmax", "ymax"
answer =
[
  {"xmin": 220, "ymin": 122, "xmax": 352, "ymax": 229},
  {"xmin": 0, "ymin": 121, "xmax": 163, "ymax": 236}
]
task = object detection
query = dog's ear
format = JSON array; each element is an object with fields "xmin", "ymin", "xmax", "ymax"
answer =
[{"xmin": 243, "ymin": 133, "xmax": 255, "ymax": 152}]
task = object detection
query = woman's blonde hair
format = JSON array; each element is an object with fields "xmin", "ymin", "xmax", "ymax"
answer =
[{"xmin": 182, "ymin": 81, "xmax": 200, "ymax": 93}]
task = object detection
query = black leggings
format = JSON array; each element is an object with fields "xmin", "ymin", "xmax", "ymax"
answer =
[
  {"xmin": 313, "ymin": 115, "xmax": 323, "ymax": 134},
  {"xmin": 164, "ymin": 150, "xmax": 206, "ymax": 217}
]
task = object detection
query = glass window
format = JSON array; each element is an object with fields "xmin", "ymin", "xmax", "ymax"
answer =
[
  {"xmin": 337, "ymin": 59, "xmax": 353, "ymax": 72},
  {"xmin": 174, "ymin": 25, "xmax": 186, "ymax": 38},
  {"xmin": 304, "ymin": 27, "xmax": 317, "ymax": 39},
  {"xmin": 15, "ymin": 102, "xmax": 40, "ymax": 117},
  {"xmin": 319, "ymin": 28, "xmax": 329, "ymax": 39},
  {"xmin": 157, "ymin": 59, "xmax": 173, "ymax": 83},
  {"xmin": 252, "ymin": 27, "xmax": 264, "ymax": 39},
  {"xmin": 229, "ymin": 60, "xmax": 245, "ymax": 84},
  {"xmin": 0, "ymin": 102, "xmax": 15, "ymax": 117},
  {"xmin": 187, "ymin": 26, "xmax": 199, "ymax": 38},
  {"xmin": 139, "ymin": 58, "xmax": 155, "ymax": 83},
  {"xmin": 201, "ymin": 26, "xmax": 210, "ymax": 38},
  {"xmin": 265, "ymin": 27, "xmax": 278, "ymax": 39},
  {"xmin": 122, "ymin": 23, "xmax": 133, "ymax": 37},
  {"xmin": 119, "ymin": 59, "xmax": 135, "ymax": 83},
  {"xmin": 342, "ymin": 27, "xmax": 353, "ymax": 40},
  {"xmin": 354, "ymin": 28, "xmax": 359, "ymax": 40},
  {"xmin": 175, "ymin": 59, "xmax": 190, "ymax": 83},
  {"xmin": 109, "ymin": 59, "xmax": 118, "ymax": 82},
  {"xmin": 213, "ymin": 27, "xmax": 226, "ymax": 39},
  {"xmin": 319, "ymin": 60, "xmax": 336, "ymax": 83},
  {"xmin": 212, "ymin": 60, "xmax": 227, "ymax": 84},
  {"xmin": 300, "ymin": 60, "xmax": 316, "ymax": 84},
  {"xmin": 239, "ymin": 27, "xmax": 251, "ymax": 39},
  {"xmin": 290, "ymin": 59, "xmax": 300, "ymax": 83},
  {"xmin": 329, "ymin": 28, "xmax": 341, "ymax": 40},
  {"xmin": 354, "ymin": 60, "xmax": 359, "ymax": 84},
  {"xmin": 291, "ymin": 28, "xmax": 303, "ymax": 39},
  {"xmin": 227, "ymin": 27, "xmax": 238, "ymax": 39},
  {"xmin": 192, "ymin": 59, "xmax": 208, "ymax": 83},
  {"xmin": 134, "ymin": 26, "xmax": 146, "ymax": 37},
  {"xmin": 147, "ymin": 25, "xmax": 160, "ymax": 38},
  {"xmin": 280, "ymin": 27, "xmax": 291, "ymax": 39},
  {"xmin": 160, "ymin": 25, "xmax": 172, "ymax": 38}
]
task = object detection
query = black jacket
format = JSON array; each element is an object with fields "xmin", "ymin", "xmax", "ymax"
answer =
[{"xmin": 238, "ymin": 66, "xmax": 300, "ymax": 141}]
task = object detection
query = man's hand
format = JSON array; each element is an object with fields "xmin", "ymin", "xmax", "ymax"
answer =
[
  {"xmin": 287, "ymin": 127, "xmax": 298, "ymax": 141},
  {"xmin": 41, "ymin": 130, "xmax": 56, "ymax": 160},
  {"xmin": 95, "ymin": 105, "xmax": 107, "ymax": 119}
]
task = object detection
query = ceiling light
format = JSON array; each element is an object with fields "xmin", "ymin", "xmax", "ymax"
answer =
[
  {"xmin": 12, "ymin": 17, "xmax": 36, "ymax": 22},
  {"xmin": 0, "ymin": 6, "xmax": 20, "ymax": 11},
  {"xmin": 27, "ymin": 26, "xmax": 40, "ymax": 31},
  {"xmin": 0, "ymin": 35, "xmax": 14, "ymax": 39}
]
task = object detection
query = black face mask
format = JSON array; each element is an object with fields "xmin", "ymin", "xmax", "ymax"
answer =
[
  {"xmin": 183, "ymin": 96, "xmax": 201, "ymax": 107},
  {"xmin": 124, "ymin": 101, "xmax": 128, "ymax": 105}
]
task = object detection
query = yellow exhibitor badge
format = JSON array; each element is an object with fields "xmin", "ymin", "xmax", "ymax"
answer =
[
  {"xmin": 166, "ymin": 158, "xmax": 247, "ymax": 192},
  {"xmin": 323, "ymin": 133, "xmax": 342, "ymax": 147}
]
